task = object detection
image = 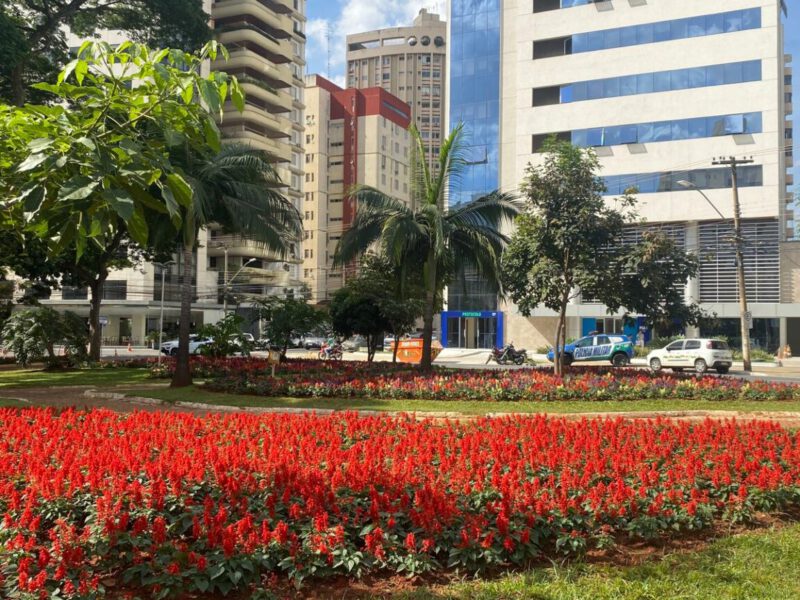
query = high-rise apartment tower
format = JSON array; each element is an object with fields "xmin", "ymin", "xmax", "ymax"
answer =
[{"xmin": 346, "ymin": 9, "xmax": 446, "ymax": 172}]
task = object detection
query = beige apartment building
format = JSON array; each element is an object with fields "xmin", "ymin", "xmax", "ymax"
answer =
[
  {"xmin": 303, "ymin": 75, "xmax": 412, "ymax": 303},
  {"xmin": 43, "ymin": 0, "xmax": 307, "ymax": 345},
  {"xmin": 346, "ymin": 9, "xmax": 446, "ymax": 172},
  {"xmin": 210, "ymin": 0, "xmax": 307, "ymax": 303}
]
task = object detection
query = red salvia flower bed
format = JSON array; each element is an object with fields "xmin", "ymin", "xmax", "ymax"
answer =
[{"xmin": 2, "ymin": 408, "xmax": 800, "ymax": 597}]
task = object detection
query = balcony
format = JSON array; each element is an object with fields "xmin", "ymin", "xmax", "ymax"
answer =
[
  {"xmin": 218, "ymin": 45, "xmax": 293, "ymax": 88},
  {"xmin": 220, "ymin": 122, "xmax": 292, "ymax": 162},
  {"xmin": 223, "ymin": 101, "xmax": 291, "ymax": 139},
  {"xmin": 213, "ymin": 0, "xmax": 292, "ymax": 33},
  {"xmin": 232, "ymin": 78, "xmax": 293, "ymax": 115},
  {"xmin": 208, "ymin": 236, "xmax": 299, "ymax": 262},
  {"xmin": 215, "ymin": 29, "xmax": 292, "ymax": 66}
]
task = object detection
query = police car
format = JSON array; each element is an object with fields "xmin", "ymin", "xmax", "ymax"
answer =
[
  {"xmin": 546, "ymin": 334, "xmax": 634, "ymax": 367},
  {"xmin": 647, "ymin": 339, "xmax": 733, "ymax": 374}
]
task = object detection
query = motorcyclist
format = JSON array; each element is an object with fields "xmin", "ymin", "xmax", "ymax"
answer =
[{"xmin": 323, "ymin": 334, "xmax": 339, "ymax": 358}]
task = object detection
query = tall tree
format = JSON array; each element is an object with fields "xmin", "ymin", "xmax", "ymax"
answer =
[
  {"xmin": 335, "ymin": 124, "xmax": 521, "ymax": 369},
  {"xmin": 501, "ymin": 140, "xmax": 698, "ymax": 375},
  {"xmin": 168, "ymin": 144, "xmax": 302, "ymax": 387},
  {"xmin": 0, "ymin": 41, "xmax": 243, "ymax": 360},
  {"xmin": 1, "ymin": 0, "xmax": 210, "ymax": 105},
  {"xmin": 607, "ymin": 230, "xmax": 703, "ymax": 334},
  {"xmin": 343, "ymin": 253, "xmax": 424, "ymax": 363}
]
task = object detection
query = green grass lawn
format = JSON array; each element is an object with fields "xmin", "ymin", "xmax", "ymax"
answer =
[
  {"xmin": 0, "ymin": 367, "xmax": 151, "ymax": 389},
  {"xmin": 0, "ymin": 397, "xmax": 28, "ymax": 408},
  {"xmin": 401, "ymin": 523, "xmax": 800, "ymax": 599},
  {"xmin": 132, "ymin": 385, "xmax": 800, "ymax": 415}
]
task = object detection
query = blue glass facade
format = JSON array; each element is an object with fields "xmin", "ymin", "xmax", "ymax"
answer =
[
  {"xmin": 449, "ymin": 0, "xmax": 501, "ymax": 206},
  {"xmin": 446, "ymin": 0, "xmax": 503, "ymax": 332},
  {"xmin": 570, "ymin": 112, "xmax": 762, "ymax": 147}
]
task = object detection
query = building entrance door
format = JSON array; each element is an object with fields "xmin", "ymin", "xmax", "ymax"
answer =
[{"xmin": 442, "ymin": 311, "xmax": 503, "ymax": 348}]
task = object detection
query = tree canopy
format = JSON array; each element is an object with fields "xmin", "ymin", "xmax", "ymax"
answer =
[
  {"xmin": 1, "ymin": 0, "xmax": 210, "ymax": 105},
  {"xmin": 0, "ymin": 40, "xmax": 243, "ymax": 359},
  {"xmin": 502, "ymin": 139, "xmax": 699, "ymax": 374}
]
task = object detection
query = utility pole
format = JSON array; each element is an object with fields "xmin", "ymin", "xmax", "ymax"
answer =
[{"xmin": 712, "ymin": 155, "xmax": 754, "ymax": 372}]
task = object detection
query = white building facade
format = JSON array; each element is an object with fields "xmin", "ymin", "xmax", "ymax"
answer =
[{"xmin": 446, "ymin": 0, "xmax": 794, "ymax": 352}]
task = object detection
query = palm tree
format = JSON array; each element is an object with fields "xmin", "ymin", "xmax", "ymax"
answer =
[
  {"xmin": 334, "ymin": 124, "xmax": 522, "ymax": 369},
  {"xmin": 169, "ymin": 143, "xmax": 302, "ymax": 387}
]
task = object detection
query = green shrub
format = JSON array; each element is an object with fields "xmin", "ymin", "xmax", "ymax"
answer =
[{"xmin": 0, "ymin": 307, "xmax": 88, "ymax": 367}]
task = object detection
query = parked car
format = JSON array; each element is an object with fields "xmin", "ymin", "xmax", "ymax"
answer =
[
  {"xmin": 546, "ymin": 334, "xmax": 633, "ymax": 367},
  {"xmin": 342, "ymin": 336, "xmax": 366, "ymax": 351},
  {"xmin": 254, "ymin": 337, "xmax": 270, "ymax": 351},
  {"xmin": 647, "ymin": 338, "xmax": 733, "ymax": 374},
  {"xmin": 303, "ymin": 335, "xmax": 326, "ymax": 349},
  {"xmin": 160, "ymin": 335, "xmax": 212, "ymax": 356}
]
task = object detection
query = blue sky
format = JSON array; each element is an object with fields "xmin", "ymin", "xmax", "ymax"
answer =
[{"xmin": 306, "ymin": 2, "xmax": 798, "ymax": 195}]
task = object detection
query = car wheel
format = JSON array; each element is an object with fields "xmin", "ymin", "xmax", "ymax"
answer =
[
  {"xmin": 611, "ymin": 352, "xmax": 629, "ymax": 367},
  {"xmin": 694, "ymin": 358, "xmax": 708, "ymax": 374},
  {"xmin": 649, "ymin": 357, "xmax": 662, "ymax": 372},
  {"xmin": 716, "ymin": 366, "xmax": 730, "ymax": 374},
  {"xmin": 170, "ymin": 348, "xmax": 177, "ymax": 356},
  {"xmin": 562, "ymin": 354, "xmax": 574, "ymax": 366}
]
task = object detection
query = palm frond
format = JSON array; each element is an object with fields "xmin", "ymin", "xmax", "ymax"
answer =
[
  {"xmin": 333, "ymin": 186, "xmax": 412, "ymax": 267},
  {"xmin": 445, "ymin": 190, "xmax": 522, "ymax": 232}
]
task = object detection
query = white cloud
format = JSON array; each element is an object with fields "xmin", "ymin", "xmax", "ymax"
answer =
[{"xmin": 306, "ymin": 0, "xmax": 446, "ymax": 84}]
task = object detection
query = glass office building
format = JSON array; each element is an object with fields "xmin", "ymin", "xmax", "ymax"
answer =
[{"xmin": 444, "ymin": 0, "xmax": 503, "ymax": 347}]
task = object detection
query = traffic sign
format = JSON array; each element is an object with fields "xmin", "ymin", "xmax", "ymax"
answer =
[
  {"xmin": 99, "ymin": 317, "xmax": 109, "ymax": 326},
  {"xmin": 743, "ymin": 311, "xmax": 753, "ymax": 330}
]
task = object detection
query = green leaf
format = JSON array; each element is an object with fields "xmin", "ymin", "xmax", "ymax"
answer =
[
  {"xmin": 230, "ymin": 79, "xmax": 245, "ymax": 113},
  {"xmin": 27, "ymin": 138, "xmax": 53, "ymax": 153},
  {"xmin": 198, "ymin": 79, "xmax": 222, "ymax": 116},
  {"xmin": 203, "ymin": 116, "xmax": 221, "ymax": 153},
  {"xmin": 58, "ymin": 59, "xmax": 79, "ymax": 85},
  {"xmin": 103, "ymin": 189, "xmax": 135, "ymax": 220},
  {"xmin": 181, "ymin": 83, "xmax": 194, "ymax": 105},
  {"xmin": 59, "ymin": 176, "xmax": 98, "ymax": 201},
  {"xmin": 17, "ymin": 153, "xmax": 48, "ymax": 173},
  {"xmin": 75, "ymin": 60, "xmax": 89, "ymax": 85},
  {"xmin": 19, "ymin": 186, "xmax": 45, "ymax": 213},
  {"xmin": 166, "ymin": 173, "xmax": 193, "ymax": 209},
  {"xmin": 127, "ymin": 207, "xmax": 149, "ymax": 245}
]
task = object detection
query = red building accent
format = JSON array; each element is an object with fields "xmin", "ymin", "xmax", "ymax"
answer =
[{"xmin": 311, "ymin": 76, "xmax": 411, "ymax": 229}]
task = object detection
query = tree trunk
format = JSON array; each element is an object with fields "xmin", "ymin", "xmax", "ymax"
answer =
[
  {"xmin": 11, "ymin": 64, "xmax": 26, "ymax": 107},
  {"xmin": 367, "ymin": 334, "xmax": 376, "ymax": 363},
  {"xmin": 171, "ymin": 245, "xmax": 194, "ymax": 388},
  {"xmin": 88, "ymin": 275, "xmax": 107, "ymax": 362},
  {"xmin": 420, "ymin": 253, "xmax": 437, "ymax": 370},
  {"xmin": 554, "ymin": 295, "xmax": 569, "ymax": 377},
  {"xmin": 392, "ymin": 333, "xmax": 399, "ymax": 364}
]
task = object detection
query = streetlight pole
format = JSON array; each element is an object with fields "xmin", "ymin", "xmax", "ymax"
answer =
[
  {"xmin": 224, "ymin": 258, "xmax": 256, "ymax": 315},
  {"xmin": 678, "ymin": 167, "xmax": 753, "ymax": 372},
  {"xmin": 155, "ymin": 261, "xmax": 174, "ymax": 366}
]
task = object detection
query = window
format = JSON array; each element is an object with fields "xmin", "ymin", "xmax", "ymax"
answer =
[
  {"xmin": 102, "ymin": 281, "xmax": 127, "ymax": 300},
  {"xmin": 684, "ymin": 340, "xmax": 701, "ymax": 350},
  {"xmin": 666, "ymin": 341, "xmax": 684, "ymax": 352},
  {"xmin": 603, "ymin": 165, "xmax": 762, "ymax": 196},
  {"xmin": 547, "ymin": 60, "xmax": 761, "ymax": 105},
  {"xmin": 548, "ymin": 9, "xmax": 761, "ymax": 57},
  {"xmin": 62, "ymin": 286, "xmax": 88, "ymax": 300}
]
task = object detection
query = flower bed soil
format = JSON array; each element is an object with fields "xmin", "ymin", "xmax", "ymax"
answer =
[{"xmin": 2, "ymin": 408, "xmax": 800, "ymax": 598}]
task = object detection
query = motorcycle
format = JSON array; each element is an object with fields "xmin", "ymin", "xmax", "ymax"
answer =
[
  {"xmin": 486, "ymin": 344, "xmax": 528, "ymax": 365},
  {"xmin": 318, "ymin": 342, "xmax": 343, "ymax": 361}
]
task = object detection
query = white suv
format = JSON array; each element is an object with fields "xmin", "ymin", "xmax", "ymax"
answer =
[{"xmin": 647, "ymin": 339, "xmax": 733, "ymax": 374}]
